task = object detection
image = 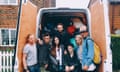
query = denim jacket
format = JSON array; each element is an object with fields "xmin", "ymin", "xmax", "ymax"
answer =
[{"xmin": 82, "ymin": 36, "xmax": 94, "ymax": 67}]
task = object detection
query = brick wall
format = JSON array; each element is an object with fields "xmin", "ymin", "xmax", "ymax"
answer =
[
  {"xmin": 0, "ymin": 0, "xmax": 55, "ymax": 49},
  {"xmin": 30, "ymin": 0, "xmax": 55, "ymax": 9},
  {"xmin": 109, "ymin": 4, "xmax": 120, "ymax": 33},
  {"xmin": 0, "ymin": 0, "xmax": 56, "ymax": 28},
  {"xmin": 0, "ymin": 6, "xmax": 18, "ymax": 28}
]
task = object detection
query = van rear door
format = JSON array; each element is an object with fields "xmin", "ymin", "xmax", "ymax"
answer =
[{"xmin": 14, "ymin": 1, "xmax": 37, "ymax": 72}]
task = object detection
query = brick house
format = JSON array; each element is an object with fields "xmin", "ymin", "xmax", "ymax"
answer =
[
  {"xmin": 0, "ymin": 0, "xmax": 55, "ymax": 50},
  {"xmin": 0, "ymin": 0, "xmax": 18, "ymax": 50},
  {"xmin": 109, "ymin": 0, "xmax": 120, "ymax": 34}
]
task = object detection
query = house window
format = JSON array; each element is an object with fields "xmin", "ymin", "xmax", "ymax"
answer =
[
  {"xmin": 0, "ymin": 0, "xmax": 18, "ymax": 5},
  {"xmin": 0, "ymin": 29, "xmax": 16, "ymax": 46}
]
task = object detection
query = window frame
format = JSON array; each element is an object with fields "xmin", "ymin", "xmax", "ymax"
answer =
[
  {"xmin": 0, "ymin": 28, "xmax": 16, "ymax": 47},
  {"xmin": 0, "ymin": 0, "xmax": 18, "ymax": 5}
]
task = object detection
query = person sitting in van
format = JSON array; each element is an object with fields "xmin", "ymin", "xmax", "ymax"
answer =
[
  {"xmin": 64, "ymin": 44, "xmax": 79, "ymax": 72},
  {"xmin": 23, "ymin": 34, "xmax": 40, "ymax": 72},
  {"xmin": 49, "ymin": 36, "xmax": 65, "ymax": 72},
  {"xmin": 37, "ymin": 33, "xmax": 51, "ymax": 72},
  {"xmin": 80, "ymin": 25, "xmax": 96, "ymax": 72},
  {"xmin": 68, "ymin": 17, "xmax": 85, "ymax": 49},
  {"xmin": 54, "ymin": 23, "xmax": 69, "ymax": 49}
]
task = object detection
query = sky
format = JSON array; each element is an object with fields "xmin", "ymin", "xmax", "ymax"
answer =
[{"xmin": 56, "ymin": 0, "xmax": 90, "ymax": 8}]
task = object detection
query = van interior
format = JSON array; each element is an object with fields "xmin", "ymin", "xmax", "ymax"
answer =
[{"xmin": 38, "ymin": 9, "xmax": 88, "ymax": 40}]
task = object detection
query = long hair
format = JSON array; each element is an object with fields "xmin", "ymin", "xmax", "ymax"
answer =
[
  {"xmin": 26, "ymin": 34, "xmax": 32, "ymax": 44},
  {"xmin": 51, "ymin": 36, "xmax": 61, "ymax": 57},
  {"xmin": 52, "ymin": 36, "xmax": 61, "ymax": 48}
]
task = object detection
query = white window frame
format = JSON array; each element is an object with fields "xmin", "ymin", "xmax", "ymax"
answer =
[
  {"xmin": 22, "ymin": 0, "xmax": 28, "ymax": 4},
  {"xmin": 0, "ymin": 0, "xmax": 18, "ymax": 5},
  {"xmin": 0, "ymin": 28, "xmax": 16, "ymax": 47}
]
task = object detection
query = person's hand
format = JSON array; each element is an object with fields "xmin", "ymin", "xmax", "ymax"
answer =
[
  {"xmin": 45, "ymin": 64, "xmax": 48, "ymax": 69},
  {"xmin": 83, "ymin": 65, "xmax": 89, "ymax": 71},
  {"xmin": 65, "ymin": 66, "xmax": 70, "ymax": 72},
  {"xmin": 64, "ymin": 50, "xmax": 67, "ymax": 55},
  {"xmin": 26, "ymin": 70, "xmax": 29, "ymax": 72},
  {"xmin": 25, "ymin": 69, "xmax": 29, "ymax": 72},
  {"xmin": 37, "ymin": 38, "xmax": 43, "ymax": 45},
  {"xmin": 70, "ymin": 66, "xmax": 75, "ymax": 71}
]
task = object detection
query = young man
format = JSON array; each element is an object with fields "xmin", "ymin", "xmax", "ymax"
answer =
[
  {"xmin": 37, "ymin": 33, "xmax": 51, "ymax": 72},
  {"xmin": 54, "ymin": 23, "xmax": 69, "ymax": 47},
  {"xmin": 80, "ymin": 25, "xmax": 95, "ymax": 72},
  {"xmin": 23, "ymin": 34, "xmax": 40, "ymax": 72}
]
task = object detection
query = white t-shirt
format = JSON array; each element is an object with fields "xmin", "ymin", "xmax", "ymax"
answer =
[
  {"xmin": 23, "ymin": 43, "xmax": 37, "ymax": 66},
  {"xmin": 77, "ymin": 45, "xmax": 82, "ymax": 63},
  {"xmin": 56, "ymin": 48, "xmax": 62, "ymax": 65}
]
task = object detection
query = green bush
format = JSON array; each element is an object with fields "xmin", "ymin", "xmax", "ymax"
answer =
[{"xmin": 111, "ymin": 35, "xmax": 120, "ymax": 70}]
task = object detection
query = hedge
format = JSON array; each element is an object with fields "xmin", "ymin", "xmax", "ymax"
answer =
[{"xmin": 111, "ymin": 35, "xmax": 120, "ymax": 70}]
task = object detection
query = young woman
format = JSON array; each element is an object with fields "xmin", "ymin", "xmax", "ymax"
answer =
[
  {"xmin": 64, "ymin": 44, "xmax": 79, "ymax": 72},
  {"xmin": 23, "ymin": 34, "xmax": 40, "ymax": 72},
  {"xmin": 49, "ymin": 36, "xmax": 65, "ymax": 72}
]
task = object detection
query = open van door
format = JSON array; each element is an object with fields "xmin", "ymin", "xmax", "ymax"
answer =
[
  {"xmin": 89, "ymin": 0, "xmax": 112, "ymax": 72},
  {"xmin": 14, "ymin": 0, "xmax": 112, "ymax": 72},
  {"xmin": 14, "ymin": 1, "xmax": 37, "ymax": 72}
]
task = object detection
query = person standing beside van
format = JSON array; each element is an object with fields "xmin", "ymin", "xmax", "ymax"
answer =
[
  {"xmin": 75, "ymin": 34, "xmax": 83, "ymax": 72},
  {"xmin": 23, "ymin": 34, "xmax": 40, "ymax": 72},
  {"xmin": 49, "ymin": 36, "xmax": 65, "ymax": 72},
  {"xmin": 80, "ymin": 25, "xmax": 95, "ymax": 72},
  {"xmin": 37, "ymin": 33, "xmax": 51, "ymax": 72}
]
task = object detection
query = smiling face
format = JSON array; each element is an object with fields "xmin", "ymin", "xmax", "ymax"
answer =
[{"xmin": 75, "ymin": 35, "xmax": 82, "ymax": 45}]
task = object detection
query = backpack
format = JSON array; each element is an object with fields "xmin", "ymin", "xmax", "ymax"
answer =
[{"xmin": 86, "ymin": 38, "xmax": 101, "ymax": 64}]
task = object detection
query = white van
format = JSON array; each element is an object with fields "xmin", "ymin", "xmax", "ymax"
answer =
[{"xmin": 13, "ymin": 1, "xmax": 112, "ymax": 72}]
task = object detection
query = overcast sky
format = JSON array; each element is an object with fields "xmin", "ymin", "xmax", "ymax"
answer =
[{"xmin": 56, "ymin": 0, "xmax": 90, "ymax": 8}]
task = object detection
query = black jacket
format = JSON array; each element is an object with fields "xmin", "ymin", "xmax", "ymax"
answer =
[
  {"xmin": 54, "ymin": 31, "xmax": 69, "ymax": 47},
  {"xmin": 64, "ymin": 51, "xmax": 79, "ymax": 67},
  {"xmin": 36, "ymin": 43, "xmax": 51, "ymax": 65},
  {"xmin": 48, "ymin": 45, "xmax": 65, "ymax": 71}
]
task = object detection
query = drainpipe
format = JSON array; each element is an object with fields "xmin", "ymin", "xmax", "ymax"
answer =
[{"xmin": 13, "ymin": 0, "xmax": 23, "ymax": 72}]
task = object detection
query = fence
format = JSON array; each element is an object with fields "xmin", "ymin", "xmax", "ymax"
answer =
[{"xmin": 0, "ymin": 51, "xmax": 14, "ymax": 72}]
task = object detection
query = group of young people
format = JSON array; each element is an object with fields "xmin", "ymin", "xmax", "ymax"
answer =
[{"xmin": 23, "ymin": 17, "xmax": 100, "ymax": 72}]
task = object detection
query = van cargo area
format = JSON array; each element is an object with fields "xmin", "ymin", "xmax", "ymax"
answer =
[{"xmin": 37, "ymin": 9, "xmax": 89, "ymax": 38}]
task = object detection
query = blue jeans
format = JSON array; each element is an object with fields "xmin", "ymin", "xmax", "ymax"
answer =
[{"xmin": 28, "ymin": 64, "xmax": 40, "ymax": 72}]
